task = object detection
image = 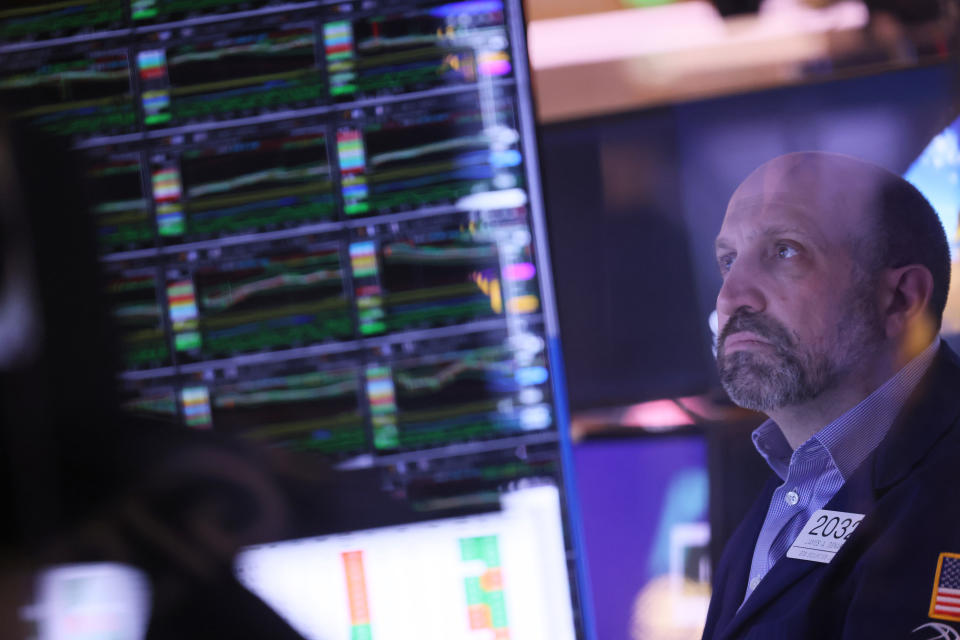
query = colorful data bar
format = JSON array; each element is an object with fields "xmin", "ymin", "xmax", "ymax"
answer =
[
  {"xmin": 137, "ymin": 50, "xmax": 171, "ymax": 126},
  {"xmin": 338, "ymin": 129, "xmax": 369, "ymax": 216},
  {"xmin": 181, "ymin": 386, "xmax": 212, "ymax": 428},
  {"xmin": 349, "ymin": 241, "xmax": 385, "ymax": 335},
  {"xmin": 461, "ymin": 535, "xmax": 510, "ymax": 639},
  {"xmin": 152, "ymin": 166, "xmax": 185, "ymax": 236},
  {"xmin": 366, "ymin": 366, "xmax": 398, "ymax": 449},
  {"xmin": 342, "ymin": 550, "xmax": 373, "ymax": 640},
  {"xmin": 324, "ymin": 21, "xmax": 357, "ymax": 97},
  {"xmin": 167, "ymin": 278, "xmax": 201, "ymax": 351}
]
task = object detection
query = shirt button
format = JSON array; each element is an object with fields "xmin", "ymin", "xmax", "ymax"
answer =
[
  {"xmin": 785, "ymin": 490, "xmax": 799, "ymax": 505},
  {"xmin": 749, "ymin": 576, "xmax": 761, "ymax": 590}
]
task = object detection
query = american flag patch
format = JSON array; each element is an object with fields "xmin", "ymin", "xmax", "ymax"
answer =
[{"xmin": 929, "ymin": 553, "xmax": 960, "ymax": 622}]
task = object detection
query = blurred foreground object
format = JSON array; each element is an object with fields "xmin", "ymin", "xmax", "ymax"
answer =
[{"xmin": 28, "ymin": 564, "xmax": 151, "ymax": 640}]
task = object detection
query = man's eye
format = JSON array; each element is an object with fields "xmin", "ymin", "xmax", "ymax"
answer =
[
  {"xmin": 776, "ymin": 244, "xmax": 798, "ymax": 259},
  {"xmin": 718, "ymin": 254, "xmax": 735, "ymax": 273}
]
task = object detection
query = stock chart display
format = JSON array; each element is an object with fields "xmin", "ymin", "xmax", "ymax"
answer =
[
  {"xmin": 162, "ymin": 127, "xmax": 336, "ymax": 240},
  {"xmin": 2, "ymin": 3, "xmax": 589, "ymax": 635},
  {"xmin": 0, "ymin": 1, "xmax": 127, "ymax": 45},
  {"xmin": 137, "ymin": 21, "xmax": 324, "ymax": 126},
  {"xmin": 0, "ymin": 40, "xmax": 136, "ymax": 137},
  {"xmin": 0, "ymin": 0, "xmax": 558, "ymax": 462}
]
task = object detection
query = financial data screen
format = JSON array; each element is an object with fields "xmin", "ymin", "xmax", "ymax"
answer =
[
  {"xmin": 0, "ymin": 0, "xmax": 556, "ymax": 460},
  {"xmin": 236, "ymin": 484, "xmax": 577, "ymax": 640},
  {"xmin": 1, "ymin": 2, "xmax": 585, "ymax": 636}
]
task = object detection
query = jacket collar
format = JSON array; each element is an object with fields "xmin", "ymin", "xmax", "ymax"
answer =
[{"xmin": 872, "ymin": 341, "xmax": 960, "ymax": 491}]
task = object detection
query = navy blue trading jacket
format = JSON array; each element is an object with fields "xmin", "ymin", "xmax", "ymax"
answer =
[{"xmin": 703, "ymin": 342, "xmax": 960, "ymax": 640}]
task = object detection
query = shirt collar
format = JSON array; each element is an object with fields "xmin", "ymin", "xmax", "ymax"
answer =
[
  {"xmin": 752, "ymin": 420, "xmax": 792, "ymax": 480},
  {"xmin": 752, "ymin": 336, "xmax": 941, "ymax": 481}
]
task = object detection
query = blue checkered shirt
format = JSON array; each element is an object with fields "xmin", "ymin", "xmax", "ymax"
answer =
[{"xmin": 742, "ymin": 337, "xmax": 940, "ymax": 604}]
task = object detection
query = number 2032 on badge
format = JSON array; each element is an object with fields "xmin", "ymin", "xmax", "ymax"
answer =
[{"xmin": 786, "ymin": 509, "xmax": 865, "ymax": 564}]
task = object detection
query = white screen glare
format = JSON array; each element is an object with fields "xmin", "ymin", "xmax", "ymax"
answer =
[{"xmin": 234, "ymin": 484, "xmax": 576, "ymax": 640}]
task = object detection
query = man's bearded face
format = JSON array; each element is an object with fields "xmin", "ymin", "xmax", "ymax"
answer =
[{"xmin": 716, "ymin": 276, "xmax": 884, "ymax": 412}]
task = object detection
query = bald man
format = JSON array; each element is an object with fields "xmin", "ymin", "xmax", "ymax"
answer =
[{"xmin": 703, "ymin": 152, "xmax": 960, "ymax": 639}]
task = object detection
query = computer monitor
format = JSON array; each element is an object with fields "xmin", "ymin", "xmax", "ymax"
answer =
[
  {"xmin": 236, "ymin": 483, "xmax": 576, "ymax": 640},
  {"xmin": 905, "ymin": 117, "xmax": 960, "ymax": 336},
  {"xmin": 0, "ymin": 1, "xmax": 590, "ymax": 637}
]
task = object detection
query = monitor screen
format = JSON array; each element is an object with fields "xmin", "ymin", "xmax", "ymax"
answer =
[
  {"xmin": 0, "ymin": 0, "xmax": 566, "ymax": 475},
  {"xmin": 0, "ymin": 1, "xmax": 588, "ymax": 637},
  {"xmin": 0, "ymin": 0, "xmax": 563, "ymax": 463},
  {"xmin": 905, "ymin": 118, "xmax": 960, "ymax": 335},
  {"xmin": 235, "ymin": 484, "xmax": 576, "ymax": 640},
  {"xmin": 573, "ymin": 434, "xmax": 710, "ymax": 640}
]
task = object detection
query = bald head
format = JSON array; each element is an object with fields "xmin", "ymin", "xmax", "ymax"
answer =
[
  {"xmin": 725, "ymin": 151, "xmax": 950, "ymax": 327},
  {"xmin": 730, "ymin": 152, "xmax": 895, "ymax": 228}
]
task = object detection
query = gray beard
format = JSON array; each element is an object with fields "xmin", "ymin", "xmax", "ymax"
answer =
[
  {"xmin": 717, "ymin": 282, "xmax": 884, "ymax": 413},
  {"xmin": 718, "ymin": 345, "xmax": 832, "ymax": 412}
]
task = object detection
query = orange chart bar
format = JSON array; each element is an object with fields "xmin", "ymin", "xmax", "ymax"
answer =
[{"xmin": 342, "ymin": 550, "xmax": 373, "ymax": 640}]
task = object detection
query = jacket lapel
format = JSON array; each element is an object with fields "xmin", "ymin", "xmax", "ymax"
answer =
[
  {"xmin": 719, "ymin": 544, "xmax": 819, "ymax": 638},
  {"xmin": 708, "ymin": 477, "xmax": 777, "ymax": 637},
  {"xmin": 718, "ymin": 444, "xmax": 881, "ymax": 639}
]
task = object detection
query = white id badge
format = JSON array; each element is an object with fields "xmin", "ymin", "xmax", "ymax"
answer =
[{"xmin": 786, "ymin": 509, "xmax": 865, "ymax": 564}]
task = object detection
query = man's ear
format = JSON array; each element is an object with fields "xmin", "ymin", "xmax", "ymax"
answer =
[{"xmin": 881, "ymin": 264, "xmax": 935, "ymax": 341}]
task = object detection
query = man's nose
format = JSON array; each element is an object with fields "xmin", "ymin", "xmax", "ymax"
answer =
[{"xmin": 716, "ymin": 257, "xmax": 766, "ymax": 318}]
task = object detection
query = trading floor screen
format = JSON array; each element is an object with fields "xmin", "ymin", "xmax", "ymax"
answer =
[
  {"xmin": 236, "ymin": 484, "xmax": 577, "ymax": 640},
  {"xmin": 1, "ymin": 1, "xmax": 587, "ymax": 637}
]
